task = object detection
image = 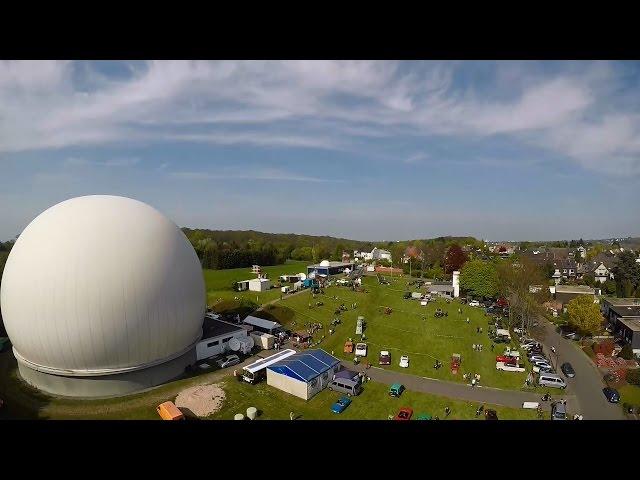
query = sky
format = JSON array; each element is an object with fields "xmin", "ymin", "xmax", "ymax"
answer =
[{"xmin": 1, "ymin": 60, "xmax": 639, "ymax": 242}]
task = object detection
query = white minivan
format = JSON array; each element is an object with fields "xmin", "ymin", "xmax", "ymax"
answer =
[{"xmin": 538, "ymin": 373, "xmax": 567, "ymax": 389}]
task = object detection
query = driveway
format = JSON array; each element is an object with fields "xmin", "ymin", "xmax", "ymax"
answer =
[
  {"xmin": 531, "ymin": 319, "xmax": 625, "ymax": 420},
  {"xmin": 344, "ymin": 361, "xmax": 569, "ymax": 410}
]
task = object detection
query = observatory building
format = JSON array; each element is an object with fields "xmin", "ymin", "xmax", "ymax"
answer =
[{"xmin": 0, "ymin": 195, "xmax": 206, "ymax": 397}]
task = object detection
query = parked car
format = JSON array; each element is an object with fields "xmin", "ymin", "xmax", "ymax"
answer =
[
  {"xmin": 561, "ymin": 362, "xmax": 575, "ymax": 378},
  {"xmin": 532, "ymin": 360, "xmax": 553, "ymax": 370},
  {"xmin": 399, "ymin": 355, "xmax": 410, "ymax": 368},
  {"xmin": 603, "ymin": 387, "xmax": 620, "ymax": 403},
  {"xmin": 389, "ymin": 383, "xmax": 405, "ymax": 397},
  {"xmin": 355, "ymin": 342, "xmax": 368, "ymax": 357},
  {"xmin": 469, "ymin": 300, "xmax": 480, "ymax": 307},
  {"xmin": 379, "ymin": 350, "xmax": 391, "ymax": 365},
  {"xmin": 528, "ymin": 355, "xmax": 548, "ymax": 363},
  {"xmin": 393, "ymin": 407, "xmax": 413, "ymax": 421},
  {"xmin": 563, "ymin": 332, "xmax": 581, "ymax": 340},
  {"xmin": 551, "ymin": 401, "xmax": 567, "ymax": 420},
  {"xmin": 216, "ymin": 354, "xmax": 241, "ymax": 369},
  {"xmin": 330, "ymin": 396, "xmax": 352, "ymax": 414},
  {"xmin": 484, "ymin": 409, "xmax": 498, "ymax": 420}
]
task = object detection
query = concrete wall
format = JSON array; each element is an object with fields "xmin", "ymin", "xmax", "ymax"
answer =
[
  {"xmin": 267, "ymin": 370, "xmax": 308, "ymax": 400},
  {"xmin": 16, "ymin": 347, "xmax": 196, "ymax": 398}
]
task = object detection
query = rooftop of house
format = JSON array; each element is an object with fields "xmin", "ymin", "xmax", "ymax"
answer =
[
  {"xmin": 555, "ymin": 285, "xmax": 596, "ymax": 294},
  {"xmin": 618, "ymin": 318, "xmax": 640, "ymax": 332},
  {"xmin": 603, "ymin": 297, "xmax": 640, "ymax": 307},
  {"xmin": 610, "ymin": 305, "xmax": 640, "ymax": 319}
]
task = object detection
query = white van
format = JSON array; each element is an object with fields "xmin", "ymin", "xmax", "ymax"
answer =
[{"xmin": 538, "ymin": 373, "xmax": 567, "ymax": 389}]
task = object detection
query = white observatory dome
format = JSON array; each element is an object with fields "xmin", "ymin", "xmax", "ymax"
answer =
[
  {"xmin": 0, "ymin": 195, "xmax": 205, "ymax": 377},
  {"xmin": 319, "ymin": 260, "xmax": 331, "ymax": 267}
]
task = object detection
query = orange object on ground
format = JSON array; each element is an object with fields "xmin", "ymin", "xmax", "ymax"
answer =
[{"xmin": 157, "ymin": 401, "xmax": 185, "ymax": 420}]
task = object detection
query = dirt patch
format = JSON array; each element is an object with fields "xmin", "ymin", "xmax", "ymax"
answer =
[{"xmin": 175, "ymin": 383, "xmax": 226, "ymax": 418}]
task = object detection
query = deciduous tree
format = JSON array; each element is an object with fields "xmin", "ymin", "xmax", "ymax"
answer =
[
  {"xmin": 460, "ymin": 260, "xmax": 499, "ymax": 298},
  {"xmin": 443, "ymin": 244, "xmax": 467, "ymax": 274},
  {"xmin": 566, "ymin": 295, "xmax": 603, "ymax": 335}
]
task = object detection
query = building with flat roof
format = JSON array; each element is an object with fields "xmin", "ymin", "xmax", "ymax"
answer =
[
  {"xmin": 307, "ymin": 260, "xmax": 355, "ymax": 277},
  {"xmin": 196, "ymin": 317, "xmax": 251, "ymax": 361},
  {"xmin": 551, "ymin": 285, "xmax": 599, "ymax": 307},
  {"xmin": 607, "ymin": 304, "xmax": 640, "ymax": 353},
  {"xmin": 243, "ymin": 315, "xmax": 283, "ymax": 335}
]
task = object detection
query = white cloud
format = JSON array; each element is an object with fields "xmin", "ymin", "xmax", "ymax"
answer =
[
  {"xmin": 168, "ymin": 167, "xmax": 343, "ymax": 183},
  {"xmin": 63, "ymin": 156, "xmax": 140, "ymax": 168},
  {"xmin": 1, "ymin": 60, "xmax": 639, "ymax": 176}
]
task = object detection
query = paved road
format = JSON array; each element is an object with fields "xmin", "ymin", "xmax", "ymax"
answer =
[
  {"xmin": 343, "ymin": 361, "xmax": 571, "ymax": 410},
  {"xmin": 532, "ymin": 319, "xmax": 625, "ymax": 420}
]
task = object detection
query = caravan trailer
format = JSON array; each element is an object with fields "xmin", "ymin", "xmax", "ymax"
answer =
[{"xmin": 242, "ymin": 349, "xmax": 297, "ymax": 384}]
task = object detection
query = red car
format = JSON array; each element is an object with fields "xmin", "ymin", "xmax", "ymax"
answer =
[
  {"xmin": 393, "ymin": 407, "xmax": 413, "ymax": 421},
  {"xmin": 495, "ymin": 356, "xmax": 518, "ymax": 365}
]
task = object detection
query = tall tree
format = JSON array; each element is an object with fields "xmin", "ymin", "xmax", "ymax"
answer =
[
  {"xmin": 443, "ymin": 244, "xmax": 467, "ymax": 274},
  {"xmin": 566, "ymin": 295, "xmax": 603, "ymax": 335},
  {"xmin": 496, "ymin": 258, "xmax": 546, "ymax": 330},
  {"xmin": 460, "ymin": 260, "xmax": 499, "ymax": 298},
  {"xmin": 611, "ymin": 251, "xmax": 640, "ymax": 297}
]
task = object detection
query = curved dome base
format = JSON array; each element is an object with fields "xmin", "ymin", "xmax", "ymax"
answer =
[{"xmin": 16, "ymin": 348, "xmax": 196, "ymax": 398}]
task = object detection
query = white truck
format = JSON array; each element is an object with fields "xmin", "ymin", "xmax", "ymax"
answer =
[{"xmin": 496, "ymin": 361, "xmax": 526, "ymax": 372}]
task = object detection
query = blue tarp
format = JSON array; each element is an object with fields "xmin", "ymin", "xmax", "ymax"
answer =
[{"xmin": 268, "ymin": 349, "xmax": 340, "ymax": 383}]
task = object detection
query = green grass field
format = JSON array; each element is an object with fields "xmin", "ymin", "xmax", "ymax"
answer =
[
  {"xmin": 204, "ymin": 261, "xmax": 307, "ymax": 310},
  {"xmin": 619, "ymin": 383, "xmax": 640, "ymax": 407},
  {"xmin": 257, "ymin": 275, "xmax": 548, "ymax": 391},
  {"xmin": 0, "ymin": 349, "xmax": 541, "ymax": 420},
  {"xmin": 207, "ymin": 377, "xmax": 543, "ymax": 420}
]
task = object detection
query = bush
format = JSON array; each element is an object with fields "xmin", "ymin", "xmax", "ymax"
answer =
[
  {"xmin": 626, "ymin": 369, "xmax": 640, "ymax": 386},
  {"xmin": 593, "ymin": 340, "xmax": 615, "ymax": 356},
  {"xmin": 620, "ymin": 344, "xmax": 634, "ymax": 360}
]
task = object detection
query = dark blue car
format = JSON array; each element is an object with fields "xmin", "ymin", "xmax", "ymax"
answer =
[
  {"xmin": 603, "ymin": 387, "xmax": 620, "ymax": 403},
  {"xmin": 331, "ymin": 396, "xmax": 352, "ymax": 414}
]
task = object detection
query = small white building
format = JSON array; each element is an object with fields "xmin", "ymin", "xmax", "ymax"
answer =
[
  {"xmin": 249, "ymin": 278, "xmax": 272, "ymax": 292},
  {"xmin": 197, "ymin": 318, "xmax": 250, "ymax": 361}
]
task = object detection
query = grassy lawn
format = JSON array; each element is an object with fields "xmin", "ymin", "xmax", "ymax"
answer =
[
  {"xmin": 619, "ymin": 384, "xmax": 640, "ymax": 407},
  {"xmin": 204, "ymin": 261, "xmax": 307, "ymax": 311},
  {"xmin": 0, "ymin": 348, "xmax": 542, "ymax": 420},
  {"xmin": 257, "ymin": 275, "xmax": 547, "ymax": 392},
  {"xmin": 209, "ymin": 378, "xmax": 543, "ymax": 420}
]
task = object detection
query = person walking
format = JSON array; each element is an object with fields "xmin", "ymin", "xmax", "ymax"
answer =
[
  {"xmin": 290, "ymin": 411, "xmax": 295, "ymax": 421},
  {"xmin": 467, "ymin": 317, "xmax": 470, "ymax": 324},
  {"xmin": 445, "ymin": 406, "xmax": 451, "ymax": 417}
]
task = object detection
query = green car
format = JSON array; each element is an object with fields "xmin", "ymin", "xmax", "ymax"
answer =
[
  {"xmin": 389, "ymin": 383, "xmax": 405, "ymax": 397},
  {"xmin": 416, "ymin": 413, "xmax": 432, "ymax": 420}
]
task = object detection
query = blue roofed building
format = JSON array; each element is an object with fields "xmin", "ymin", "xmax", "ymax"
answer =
[{"xmin": 266, "ymin": 349, "xmax": 341, "ymax": 400}]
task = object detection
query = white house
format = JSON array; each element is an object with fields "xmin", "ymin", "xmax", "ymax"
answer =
[
  {"xmin": 371, "ymin": 247, "xmax": 392, "ymax": 262},
  {"xmin": 592, "ymin": 262, "xmax": 612, "ymax": 284}
]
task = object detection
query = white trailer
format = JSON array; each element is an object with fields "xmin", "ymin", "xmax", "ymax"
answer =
[
  {"xmin": 496, "ymin": 361, "xmax": 526, "ymax": 372},
  {"xmin": 356, "ymin": 316, "xmax": 364, "ymax": 335},
  {"xmin": 411, "ymin": 292, "xmax": 422, "ymax": 299},
  {"xmin": 242, "ymin": 349, "xmax": 297, "ymax": 384}
]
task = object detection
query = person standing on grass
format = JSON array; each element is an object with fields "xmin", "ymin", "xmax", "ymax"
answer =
[
  {"xmin": 290, "ymin": 412, "xmax": 295, "ymax": 421},
  {"xmin": 445, "ymin": 406, "xmax": 451, "ymax": 417},
  {"xmin": 467, "ymin": 317, "xmax": 470, "ymax": 324}
]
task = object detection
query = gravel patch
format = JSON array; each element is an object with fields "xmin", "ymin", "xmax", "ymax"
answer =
[{"xmin": 175, "ymin": 383, "xmax": 226, "ymax": 417}]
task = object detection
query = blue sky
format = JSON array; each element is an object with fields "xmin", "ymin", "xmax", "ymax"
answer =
[{"xmin": 1, "ymin": 60, "xmax": 639, "ymax": 241}]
